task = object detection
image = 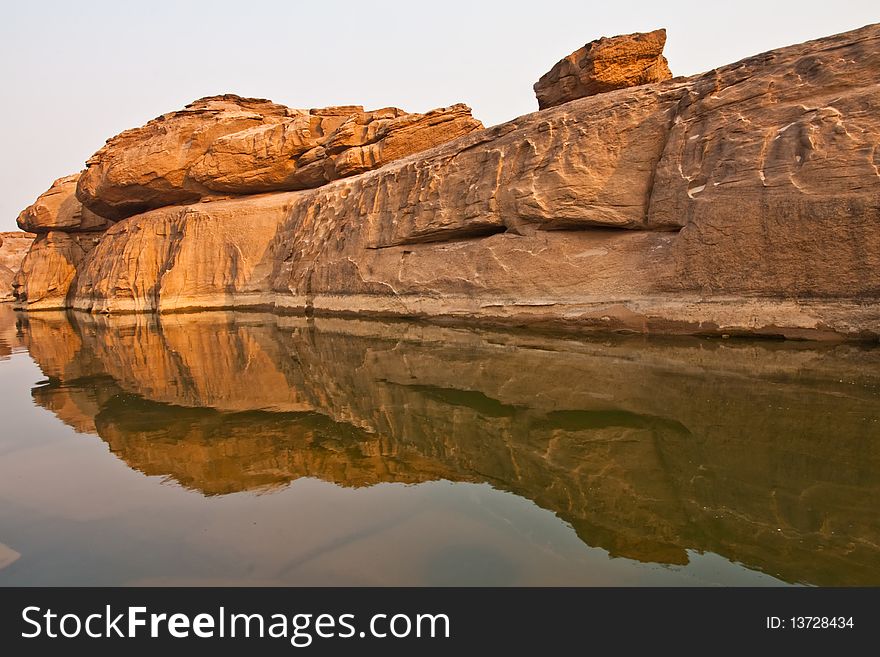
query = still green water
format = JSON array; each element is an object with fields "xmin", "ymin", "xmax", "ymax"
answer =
[{"xmin": 0, "ymin": 305, "xmax": 877, "ymax": 586}]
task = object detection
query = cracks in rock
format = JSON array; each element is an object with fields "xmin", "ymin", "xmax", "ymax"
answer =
[
  {"xmin": 871, "ymin": 144, "xmax": 880, "ymax": 179},
  {"xmin": 368, "ymin": 223, "xmax": 510, "ymax": 249},
  {"xmin": 443, "ymin": 125, "xmax": 518, "ymax": 168},
  {"xmin": 643, "ymin": 91, "xmax": 688, "ymax": 226},
  {"xmin": 345, "ymin": 256, "xmax": 401, "ymax": 296},
  {"xmin": 757, "ymin": 129, "xmax": 774, "ymax": 188}
]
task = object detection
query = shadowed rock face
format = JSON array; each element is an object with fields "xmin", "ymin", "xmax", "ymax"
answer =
[
  {"xmin": 17, "ymin": 310, "xmax": 880, "ymax": 585},
  {"xmin": 75, "ymin": 96, "xmax": 482, "ymax": 221},
  {"xmin": 534, "ymin": 29, "xmax": 673, "ymax": 109}
]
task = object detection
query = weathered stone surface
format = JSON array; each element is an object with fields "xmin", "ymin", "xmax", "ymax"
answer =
[
  {"xmin": 69, "ymin": 83, "xmax": 686, "ymax": 313},
  {"xmin": 0, "ymin": 264, "xmax": 12, "ymax": 303},
  {"xmin": 190, "ymin": 103, "xmax": 482, "ymax": 194},
  {"xmin": 75, "ymin": 96, "xmax": 294, "ymax": 220},
  {"xmin": 71, "ymin": 193, "xmax": 296, "ymax": 313},
  {"xmin": 17, "ymin": 174, "xmax": 112, "ymax": 233},
  {"xmin": 647, "ymin": 26, "xmax": 880, "ymax": 297},
  {"xmin": 534, "ymin": 29, "xmax": 672, "ymax": 109},
  {"xmin": 0, "ymin": 232, "xmax": 37, "ymax": 269},
  {"xmin": 13, "ymin": 232, "xmax": 100, "ymax": 310},
  {"xmin": 17, "ymin": 310, "xmax": 880, "ymax": 584},
  {"xmin": 76, "ymin": 96, "xmax": 482, "ymax": 220},
  {"xmin": 0, "ymin": 231, "xmax": 36, "ymax": 302},
  {"xmin": 18, "ymin": 24, "xmax": 880, "ymax": 339}
]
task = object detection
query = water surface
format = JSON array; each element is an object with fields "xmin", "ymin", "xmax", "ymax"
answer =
[{"xmin": 0, "ymin": 305, "xmax": 878, "ymax": 586}]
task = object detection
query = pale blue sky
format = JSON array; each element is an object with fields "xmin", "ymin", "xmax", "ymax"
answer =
[{"xmin": 1, "ymin": 0, "xmax": 877, "ymax": 230}]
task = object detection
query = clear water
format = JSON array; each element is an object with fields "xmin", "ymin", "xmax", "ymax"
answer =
[{"xmin": 0, "ymin": 305, "xmax": 877, "ymax": 586}]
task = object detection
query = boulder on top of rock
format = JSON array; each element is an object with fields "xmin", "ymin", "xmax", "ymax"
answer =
[
  {"xmin": 191, "ymin": 102, "xmax": 480, "ymax": 194},
  {"xmin": 534, "ymin": 29, "xmax": 673, "ymax": 109},
  {"xmin": 17, "ymin": 174, "xmax": 112, "ymax": 233},
  {"xmin": 76, "ymin": 95, "xmax": 483, "ymax": 221}
]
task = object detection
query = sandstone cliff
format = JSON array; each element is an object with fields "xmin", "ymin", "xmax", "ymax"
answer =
[
  {"xmin": 10, "ymin": 24, "xmax": 880, "ymax": 339},
  {"xmin": 0, "ymin": 231, "xmax": 36, "ymax": 302}
]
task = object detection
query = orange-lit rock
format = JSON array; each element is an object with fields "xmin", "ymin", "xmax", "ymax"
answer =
[
  {"xmin": 534, "ymin": 29, "xmax": 672, "ymax": 109},
  {"xmin": 12, "ymin": 24, "xmax": 880, "ymax": 339},
  {"xmin": 0, "ymin": 231, "xmax": 36, "ymax": 301},
  {"xmin": 17, "ymin": 174, "xmax": 112, "ymax": 233},
  {"xmin": 76, "ymin": 96, "xmax": 481, "ymax": 220},
  {"xmin": 13, "ymin": 232, "xmax": 100, "ymax": 310}
]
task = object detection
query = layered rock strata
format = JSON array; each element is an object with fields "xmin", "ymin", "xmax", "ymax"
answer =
[
  {"xmin": 13, "ymin": 232, "xmax": 101, "ymax": 309},
  {"xmin": 534, "ymin": 29, "xmax": 673, "ymax": 109},
  {"xmin": 76, "ymin": 96, "xmax": 482, "ymax": 221},
  {"xmin": 10, "ymin": 98, "xmax": 482, "ymax": 309},
  {"xmin": 17, "ymin": 174, "xmax": 112, "ymax": 233},
  {"xmin": 11, "ymin": 173, "xmax": 110, "ymax": 308},
  {"xmin": 11, "ymin": 24, "xmax": 880, "ymax": 339},
  {"xmin": 0, "ymin": 231, "xmax": 36, "ymax": 302}
]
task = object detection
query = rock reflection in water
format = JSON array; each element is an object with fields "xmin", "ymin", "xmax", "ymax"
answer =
[{"xmin": 13, "ymin": 308, "xmax": 880, "ymax": 585}]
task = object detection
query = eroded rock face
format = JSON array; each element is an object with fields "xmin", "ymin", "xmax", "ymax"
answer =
[
  {"xmin": 69, "ymin": 84, "xmax": 685, "ymax": 313},
  {"xmin": 0, "ymin": 231, "xmax": 36, "ymax": 272},
  {"xmin": 0, "ymin": 231, "xmax": 36, "ymax": 302},
  {"xmin": 257, "ymin": 23, "xmax": 874, "ymax": 336},
  {"xmin": 71, "ymin": 192, "xmax": 298, "ymax": 313},
  {"xmin": 647, "ymin": 28, "xmax": 880, "ymax": 297},
  {"xmin": 9, "ymin": 173, "xmax": 107, "ymax": 304},
  {"xmin": 534, "ymin": 29, "xmax": 673, "ymax": 109},
  {"xmin": 14, "ymin": 24, "xmax": 880, "ymax": 339},
  {"xmin": 17, "ymin": 174, "xmax": 112, "ymax": 233},
  {"xmin": 190, "ymin": 103, "xmax": 481, "ymax": 195},
  {"xmin": 76, "ymin": 95, "xmax": 482, "ymax": 220},
  {"xmin": 13, "ymin": 232, "xmax": 100, "ymax": 310},
  {"xmin": 0, "ymin": 263, "xmax": 12, "ymax": 303},
  {"xmin": 0, "ymin": 264, "xmax": 12, "ymax": 302}
]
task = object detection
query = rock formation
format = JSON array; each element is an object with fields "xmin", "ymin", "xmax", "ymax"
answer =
[
  {"xmin": 71, "ymin": 193, "xmax": 295, "ymax": 312},
  {"xmin": 534, "ymin": 29, "xmax": 673, "ymax": 109},
  {"xmin": 76, "ymin": 96, "xmax": 482, "ymax": 221},
  {"xmin": 10, "ymin": 98, "xmax": 480, "ymax": 308},
  {"xmin": 13, "ymin": 232, "xmax": 101, "ymax": 309},
  {"xmin": 10, "ymin": 174, "xmax": 108, "ymax": 307},
  {"xmin": 10, "ymin": 24, "xmax": 880, "ymax": 339},
  {"xmin": 17, "ymin": 174, "xmax": 112, "ymax": 233},
  {"xmin": 0, "ymin": 231, "xmax": 36, "ymax": 302}
]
